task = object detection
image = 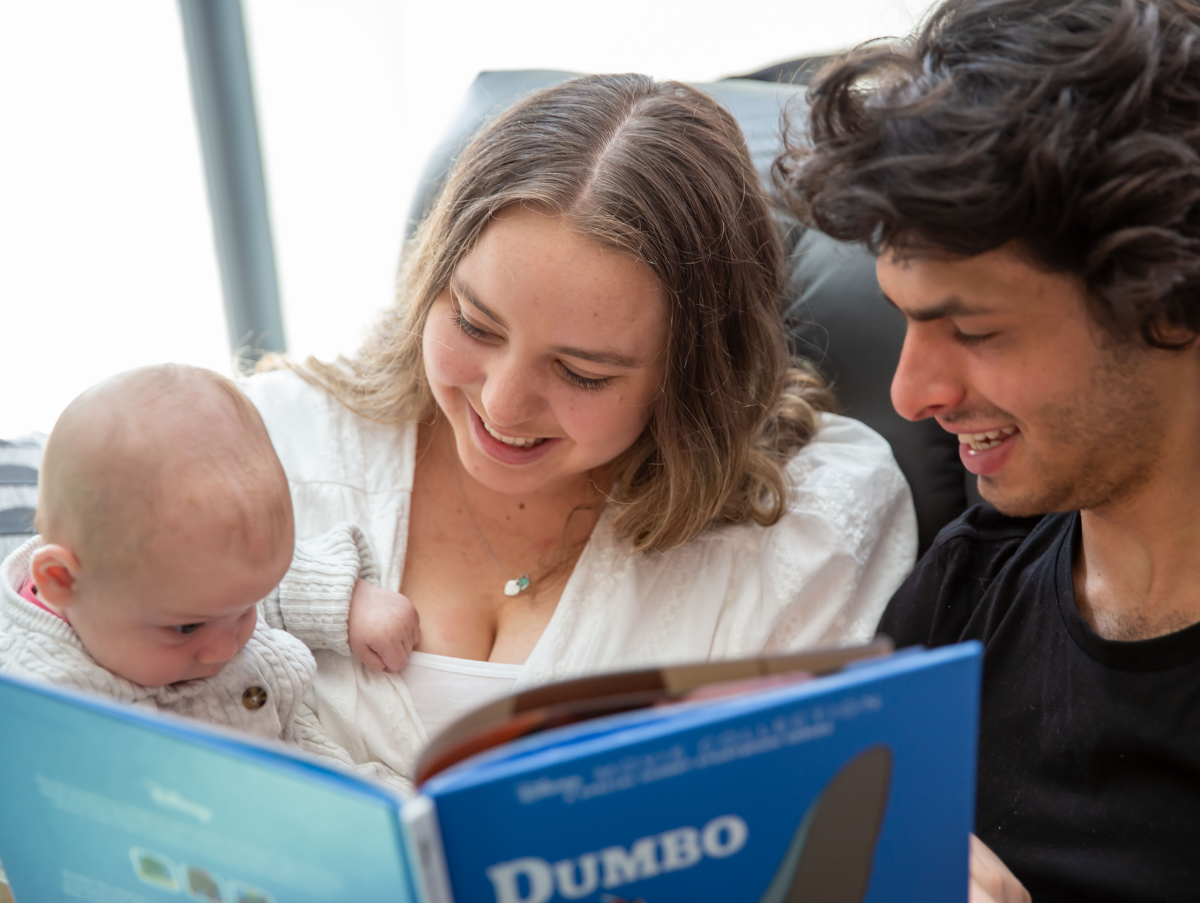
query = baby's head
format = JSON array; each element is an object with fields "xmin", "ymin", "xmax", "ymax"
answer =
[{"xmin": 30, "ymin": 364, "xmax": 294, "ymax": 686}]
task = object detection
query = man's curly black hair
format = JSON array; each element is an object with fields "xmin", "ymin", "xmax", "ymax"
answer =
[{"xmin": 775, "ymin": 0, "xmax": 1200, "ymax": 349}]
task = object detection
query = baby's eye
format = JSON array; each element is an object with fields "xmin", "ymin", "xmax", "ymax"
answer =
[{"xmin": 172, "ymin": 623, "xmax": 203, "ymax": 635}]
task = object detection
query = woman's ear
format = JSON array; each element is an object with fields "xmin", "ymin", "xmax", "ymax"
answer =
[{"xmin": 30, "ymin": 544, "xmax": 82, "ymax": 607}]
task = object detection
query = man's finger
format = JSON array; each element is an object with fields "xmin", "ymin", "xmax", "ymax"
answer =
[{"xmin": 969, "ymin": 836, "xmax": 1030, "ymax": 903}]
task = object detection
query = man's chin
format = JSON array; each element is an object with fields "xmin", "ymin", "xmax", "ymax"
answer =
[{"xmin": 975, "ymin": 475, "xmax": 1064, "ymax": 518}]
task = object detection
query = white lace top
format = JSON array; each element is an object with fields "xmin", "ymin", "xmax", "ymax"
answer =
[{"xmin": 242, "ymin": 370, "xmax": 917, "ymax": 786}]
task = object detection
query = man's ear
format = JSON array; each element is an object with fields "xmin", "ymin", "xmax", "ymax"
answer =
[
  {"xmin": 1149, "ymin": 319, "xmax": 1197, "ymax": 349},
  {"xmin": 30, "ymin": 544, "xmax": 82, "ymax": 607}
]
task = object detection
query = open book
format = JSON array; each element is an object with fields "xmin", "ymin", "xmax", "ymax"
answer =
[{"xmin": 0, "ymin": 640, "xmax": 980, "ymax": 903}]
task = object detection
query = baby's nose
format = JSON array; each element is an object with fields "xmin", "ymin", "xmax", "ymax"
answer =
[{"xmin": 195, "ymin": 630, "xmax": 241, "ymax": 665}]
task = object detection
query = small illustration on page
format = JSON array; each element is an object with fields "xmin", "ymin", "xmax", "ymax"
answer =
[
  {"xmin": 183, "ymin": 865, "xmax": 224, "ymax": 902},
  {"xmin": 229, "ymin": 881, "xmax": 276, "ymax": 903},
  {"xmin": 129, "ymin": 848, "xmax": 180, "ymax": 892}
]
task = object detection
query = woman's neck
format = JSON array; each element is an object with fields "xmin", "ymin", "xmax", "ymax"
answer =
[
  {"xmin": 420, "ymin": 418, "xmax": 605, "ymax": 575},
  {"xmin": 405, "ymin": 419, "xmax": 608, "ymax": 663}
]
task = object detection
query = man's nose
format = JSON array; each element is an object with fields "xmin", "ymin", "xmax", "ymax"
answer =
[
  {"xmin": 890, "ymin": 325, "xmax": 966, "ymax": 422},
  {"xmin": 481, "ymin": 353, "xmax": 543, "ymax": 427},
  {"xmin": 195, "ymin": 629, "xmax": 240, "ymax": 665}
]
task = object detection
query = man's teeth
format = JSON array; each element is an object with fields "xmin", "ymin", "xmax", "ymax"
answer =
[
  {"xmin": 483, "ymin": 420, "xmax": 546, "ymax": 449},
  {"xmin": 956, "ymin": 426, "xmax": 1017, "ymax": 453}
]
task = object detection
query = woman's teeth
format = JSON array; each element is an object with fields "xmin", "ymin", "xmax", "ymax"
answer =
[
  {"xmin": 483, "ymin": 420, "xmax": 546, "ymax": 449},
  {"xmin": 957, "ymin": 426, "xmax": 1017, "ymax": 453}
]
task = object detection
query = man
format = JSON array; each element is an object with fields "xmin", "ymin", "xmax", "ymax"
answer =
[{"xmin": 779, "ymin": 1, "xmax": 1200, "ymax": 901}]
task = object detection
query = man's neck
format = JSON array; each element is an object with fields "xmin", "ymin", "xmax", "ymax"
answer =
[{"xmin": 1074, "ymin": 476, "xmax": 1200, "ymax": 641}]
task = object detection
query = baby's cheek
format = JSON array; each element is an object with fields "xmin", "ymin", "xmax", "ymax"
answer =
[{"xmin": 236, "ymin": 609, "xmax": 258, "ymax": 646}]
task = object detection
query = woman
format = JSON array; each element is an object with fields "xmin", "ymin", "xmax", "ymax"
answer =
[{"xmin": 244, "ymin": 73, "xmax": 916, "ymax": 789}]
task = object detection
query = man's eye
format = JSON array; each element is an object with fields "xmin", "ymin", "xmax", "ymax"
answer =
[
  {"xmin": 954, "ymin": 330, "xmax": 997, "ymax": 347},
  {"xmin": 172, "ymin": 623, "xmax": 203, "ymax": 635}
]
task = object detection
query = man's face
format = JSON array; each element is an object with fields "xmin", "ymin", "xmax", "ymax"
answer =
[{"xmin": 877, "ymin": 244, "xmax": 1192, "ymax": 516}]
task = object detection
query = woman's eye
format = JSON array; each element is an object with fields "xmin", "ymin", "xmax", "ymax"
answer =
[
  {"xmin": 172, "ymin": 623, "xmax": 203, "ymax": 635},
  {"xmin": 559, "ymin": 364, "xmax": 610, "ymax": 391},
  {"xmin": 452, "ymin": 310, "xmax": 492, "ymax": 341}
]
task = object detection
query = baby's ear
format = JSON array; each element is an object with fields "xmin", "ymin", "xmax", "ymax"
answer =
[{"xmin": 30, "ymin": 544, "xmax": 82, "ymax": 606}]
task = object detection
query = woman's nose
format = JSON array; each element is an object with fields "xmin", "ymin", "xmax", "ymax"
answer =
[
  {"xmin": 890, "ymin": 325, "xmax": 967, "ymax": 422},
  {"xmin": 480, "ymin": 353, "xmax": 544, "ymax": 427}
]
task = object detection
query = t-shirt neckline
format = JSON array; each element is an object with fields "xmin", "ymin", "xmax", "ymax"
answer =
[{"xmin": 1054, "ymin": 512, "xmax": 1200, "ymax": 672}]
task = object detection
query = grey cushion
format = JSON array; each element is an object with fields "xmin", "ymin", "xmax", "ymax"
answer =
[
  {"xmin": 404, "ymin": 70, "xmax": 974, "ymax": 553},
  {"xmin": 0, "ymin": 434, "xmax": 44, "ymax": 559}
]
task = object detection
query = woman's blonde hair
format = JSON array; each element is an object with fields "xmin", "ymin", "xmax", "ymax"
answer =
[{"xmin": 297, "ymin": 73, "xmax": 832, "ymax": 552}]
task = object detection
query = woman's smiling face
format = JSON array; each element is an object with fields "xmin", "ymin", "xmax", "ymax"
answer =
[{"xmin": 422, "ymin": 206, "xmax": 669, "ymax": 496}]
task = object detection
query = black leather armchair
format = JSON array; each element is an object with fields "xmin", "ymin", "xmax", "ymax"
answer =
[{"xmin": 404, "ymin": 70, "xmax": 979, "ymax": 553}]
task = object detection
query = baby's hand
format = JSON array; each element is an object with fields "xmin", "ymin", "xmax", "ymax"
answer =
[{"xmin": 348, "ymin": 579, "xmax": 421, "ymax": 672}]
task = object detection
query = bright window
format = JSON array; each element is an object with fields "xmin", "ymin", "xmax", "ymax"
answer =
[
  {"xmin": 0, "ymin": 1, "xmax": 229, "ymax": 436},
  {"xmin": 1, "ymin": 0, "xmax": 934, "ymax": 436}
]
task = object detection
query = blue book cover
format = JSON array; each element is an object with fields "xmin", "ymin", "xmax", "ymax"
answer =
[
  {"xmin": 415, "ymin": 643, "xmax": 980, "ymax": 903},
  {"xmin": 0, "ymin": 676, "xmax": 417, "ymax": 903},
  {"xmin": 0, "ymin": 642, "xmax": 980, "ymax": 903}
]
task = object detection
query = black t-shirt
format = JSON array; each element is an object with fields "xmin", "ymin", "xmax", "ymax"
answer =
[{"xmin": 880, "ymin": 506, "xmax": 1200, "ymax": 903}]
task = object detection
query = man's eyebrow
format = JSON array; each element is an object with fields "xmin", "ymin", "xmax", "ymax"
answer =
[
  {"xmin": 549, "ymin": 345, "xmax": 641, "ymax": 368},
  {"xmin": 451, "ymin": 278, "xmax": 506, "ymax": 328},
  {"xmin": 879, "ymin": 292, "xmax": 995, "ymax": 322}
]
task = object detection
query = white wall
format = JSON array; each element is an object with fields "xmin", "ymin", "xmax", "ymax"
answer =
[{"xmin": 0, "ymin": 0, "xmax": 935, "ymax": 436}]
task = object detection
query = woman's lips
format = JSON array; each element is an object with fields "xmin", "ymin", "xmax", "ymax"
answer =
[
  {"xmin": 957, "ymin": 427, "xmax": 1019, "ymax": 476},
  {"xmin": 468, "ymin": 405, "xmax": 561, "ymax": 465}
]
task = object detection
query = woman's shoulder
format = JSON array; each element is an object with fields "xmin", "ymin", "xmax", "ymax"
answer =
[
  {"xmin": 645, "ymin": 412, "xmax": 913, "ymax": 564},
  {"xmin": 675, "ymin": 411, "xmax": 914, "ymax": 568},
  {"xmin": 239, "ymin": 368, "xmax": 416, "ymax": 491},
  {"xmin": 779, "ymin": 412, "xmax": 915, "ymax": 556},
  {"xmin": 792, "ymin": 411, "xmax": 901, "ymax": 473},
  {"xmin": 575, "ymin": 413, "xmax": 916, "ymax": 660}
]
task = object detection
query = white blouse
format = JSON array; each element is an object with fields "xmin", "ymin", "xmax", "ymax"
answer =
[
  {"xmin": 243, "ymin": 370, "xmax": 917, "ymax": 786},
  {"xmin": 401, "ymin": 652, "xmax": 522, "ymax": 740}
]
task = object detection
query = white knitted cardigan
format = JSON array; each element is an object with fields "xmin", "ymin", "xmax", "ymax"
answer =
[{"xmin": 0, "ymin": 526, "xmax": 413, "ymax": 795}]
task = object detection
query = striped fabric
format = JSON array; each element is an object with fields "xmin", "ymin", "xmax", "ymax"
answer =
[{"xmin": 0, "ymin": 434, "xmax": 44, "ymax": 559}]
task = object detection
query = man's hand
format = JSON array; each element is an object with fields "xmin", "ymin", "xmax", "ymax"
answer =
[
  {"xmin": 348, "ymin": 579, "xmax": 421, "ymax": 672},
  {"xmin": 970, "ymin": 835, "xmax": 1031, "ymax": 903}
]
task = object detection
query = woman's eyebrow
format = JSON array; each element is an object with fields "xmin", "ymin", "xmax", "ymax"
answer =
[
  {"xmin": 453, "ymin": 277, "xmax": 640, "ymax": 367},
  {"xmin": 452, "ymin": 278, "xmax": 506, "ymax": 327},
  {"xmin": 550, "ymin": 345, "xmax": 640, "ymax": 368}
]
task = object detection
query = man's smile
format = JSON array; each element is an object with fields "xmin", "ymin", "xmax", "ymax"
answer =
[{"xmin": 955, "ymin": 426, "xmax": 1018, "ymax": 455}]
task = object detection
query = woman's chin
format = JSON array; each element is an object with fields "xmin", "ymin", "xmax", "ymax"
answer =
[
  {"xmin": 457, "ymin": 441, "xmax": 564, "ymax": 495},
  {"xmin": 454, "ymin": 431, "xmax": 596, "ymax": 498}
]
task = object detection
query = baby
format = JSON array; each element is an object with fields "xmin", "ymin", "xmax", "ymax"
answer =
[{"xmin": 0, "ymin": 365, "xmax": 419, "ymax": 790}]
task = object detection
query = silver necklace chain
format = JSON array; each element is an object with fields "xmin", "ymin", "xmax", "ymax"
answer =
[{"xmin": 451, "ymin": 452, "xmax": 531, "ymax": 597}]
